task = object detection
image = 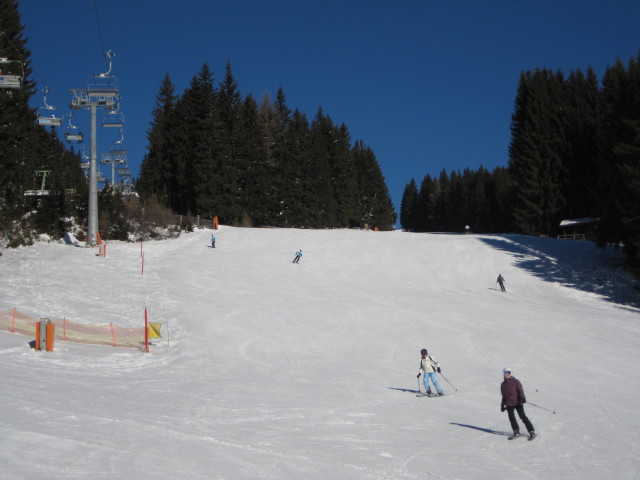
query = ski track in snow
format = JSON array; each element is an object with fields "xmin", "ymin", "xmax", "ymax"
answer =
[{"xmin": 1, "ymin": 227, "xmax": 640, "ymax": 479}]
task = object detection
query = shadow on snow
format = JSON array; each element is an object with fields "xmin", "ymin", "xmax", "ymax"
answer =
[{"xmin": 479, "ymin": 235, "xmax": 639, "ymax": 311}]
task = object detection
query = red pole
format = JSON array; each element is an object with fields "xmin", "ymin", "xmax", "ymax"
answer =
[
  {"xmin": 110, "ymin": 323, "xmax": 116, "ymax": 346},
  {"xmin": 11, "ymin": 308, "xmax": 16, "ymax": 332},
  {"xmin": 140, "ymin": 240, "xmax": 143, "ymax": 258},
  {"xmin": 141, "ymin": 252, "xmax": 144, "ymax": 275},
  {"xmin": 63, "ymin": 317, "xmax": 67, "ymax": 341},
  {"xmin": 144, "ymin": 308, "xmax": 149, "ymax": 353}
]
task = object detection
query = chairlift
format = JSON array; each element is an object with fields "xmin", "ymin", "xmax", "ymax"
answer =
[
  {"xmin": 23, "ymin": 170, "xmax": 51, "ymax": 196},
  {"xmin": 87, "ymin": 51, "xmax": 119, "ymax": 94},
  {"xmin": 65, "ymin": 112, "xmax": 84, "ymax": 143},
  {"xmin": 37, "ymin": 87, "xmax": 62, "ymax": 127},
  {"xmin": 102, "ymin": 110, "xmax": 124, "ymax": 128},
  {"xmin": 0, "ymin": 57, "xmax": 23, "ymax": 89},
  {"xmin": 100, "ymin": 152, "xmax": 126, "ymax": 165},
  {"xmin": 116, "ymin": 167, "xmax": 131, "ymax": 178}
]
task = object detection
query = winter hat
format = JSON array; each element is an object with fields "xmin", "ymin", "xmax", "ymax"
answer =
[
  {"xmin": 421, "ymin": 349, "xmax": 428, "ymax": 355},
  {"xmin": 503, "ymin": 368, "xmax": 511, "ymax": 375}
]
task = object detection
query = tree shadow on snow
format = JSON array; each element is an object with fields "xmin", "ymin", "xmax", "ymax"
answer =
[
  {"xmin": 388, "ymin": 387, "xmax": 421, "ymax": 394},
  {"xmin": 479, "ymin": 235, "xmax": 639, "ymax": 311},
  {"xmin": 450, "ymin": 422, "xmax": 510, "ymax": 436}
]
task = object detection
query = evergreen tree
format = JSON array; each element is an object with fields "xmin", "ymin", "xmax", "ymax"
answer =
[
  {"xmin": 173, "ymin": 63, "xmax": 217, "ymax": 216},
  {"xmin": 0, "ymin": 0, "xmax": 37, "ymax": 227},
  {"xmin": 238, "ymin": 94, "xmax": 270, "ymax": 226},
  {"xmin": 308, "ymin": 107, "xmax": 338, "ymax": 227},
  {"xmin": 400, "ymin": 179, "xmax": 418, "ymax": 231},
  {"xmin": 280, "ymin": 109, "xmax": 312, "ymax": 226},
  {"xmin": 598, "ymin": 53, "xmax": 640, "ymax": 271},
  {"xmin": 215, "ymin": 61, "xmax": 243, "ymax": 223},
  {"xmin": 559, "ymin": 67, "xmax": 600, "ymax": 220},
  {"xmin": 138, "ymin": 74, "xmax": 177, "ymax": 205},
  {"xmin": 351, "ymin": 140, "xmax": 396, "ymax": 230},
  {"xmin": 508, "ymin": 68, "xmax": 567, "ymax": 236}
]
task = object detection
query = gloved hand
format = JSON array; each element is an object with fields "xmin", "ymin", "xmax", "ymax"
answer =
[
  {"xmin": 501, "ymin": 405, "xmax": 506, "ymax": 412},
  {"xmin": 521, "ymin": 399, "xmax": 526, "ymax": 404},
  {"xmin": 437, "ymin": 367, "xmax": 441, "ymax": 373},
  {"xmin": 417, "ymin": 373, "xmax": 421, "ymax": 378}
]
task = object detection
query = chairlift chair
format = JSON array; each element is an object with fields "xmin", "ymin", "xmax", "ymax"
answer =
[
  {"xmin": 65, "ymin": 112, "xmax": 84, "ymax": 143},
  {"xmin": 23, "ymin": 170, "xmax": 51, "ymax": 196},
  {"xmin": 37, "ymin": 87, "xmax": 63, "ymax": 127},
  {"xmin": 102, "ymin": 110, "xmax": 124, "ymax": 128},
  {"xmin": 0, "ymin": 57, "xmax": 23, "ymax": 89},
  {"xmin": 110, "ymin": 141, "xmax": 127, "ymax": 155}
]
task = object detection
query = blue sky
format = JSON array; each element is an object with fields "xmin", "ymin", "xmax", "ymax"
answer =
[{"xmin": 16, "ymin": 1, "xmax": 640, "ymax": 215}]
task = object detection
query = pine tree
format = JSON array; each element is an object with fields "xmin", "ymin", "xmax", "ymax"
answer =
[
  {"xmin": 598, "ymin": 53, "xmax": 640, "ymax": 271},
  {"xmin": 351, "ymin": 141, "xmax": 396, "ymax": 230},
  {"xmin": 0, "ymin": 0, "xmax": 37, "ymax": 227},
  {"xmin": 559, "ymin": 67, "xmax": 600, "ymax": 220},
  {"xmin": 215, "ymin": 61, "xmax": 244, "ymax": 224},
  {"xmin": 508, "ymin": 68, "xmax": 567, "ymax": 236},
  {"xmin": 280, "ymin": 109, "xmax": 311, "ymax": 227},
  {"xmin": 400, "ymin": 179, "xmax": 418, "ymax": 231},
  {"xmin": 138, "ymin": 74, "xmax": 177, "ymax": 205}
]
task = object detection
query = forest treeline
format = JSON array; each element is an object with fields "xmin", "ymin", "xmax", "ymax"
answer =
[
  {"xmin": 136, "ymin": 63, "xmax": 396, "ymax": 230},
  {"xmin": 2, "ymin": 0, "xmax": 640, "ymax": 273},
  {"xmin": 400, "ymin": 54, "xmax": 640, "ymax": 272}
]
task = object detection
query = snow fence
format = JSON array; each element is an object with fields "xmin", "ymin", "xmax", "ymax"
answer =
[{"xmin": 0, "ymin": 309, "xmax": 146, "ymax": 349}]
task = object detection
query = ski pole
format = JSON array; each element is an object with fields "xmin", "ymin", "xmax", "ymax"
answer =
[
  {"xmin": 527, "ymin": 402, "xmax": 555, "ymax": 414},
  {"xmin": 438, "ymin": 372, "xmax": 458, "ymax": 391}
]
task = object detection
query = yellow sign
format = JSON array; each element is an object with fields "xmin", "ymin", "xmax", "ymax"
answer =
[{"xmin": 148, "ymin": 323, "xmax": 162, "ymax": 338}]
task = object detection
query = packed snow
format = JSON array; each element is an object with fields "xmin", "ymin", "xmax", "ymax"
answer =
[{"xmin": 1, "ymin": 227, "xmax": 639, "ymax": 479}]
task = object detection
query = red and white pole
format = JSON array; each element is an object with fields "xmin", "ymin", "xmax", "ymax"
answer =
[{"xmin": 144, "ymin": 308, "xmax": 149, "ymax": 353}]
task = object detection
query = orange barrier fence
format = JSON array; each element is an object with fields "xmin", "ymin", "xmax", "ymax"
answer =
[{"xmin": 0, "ymin": 309, "xmax": 146, "ymax": 350}]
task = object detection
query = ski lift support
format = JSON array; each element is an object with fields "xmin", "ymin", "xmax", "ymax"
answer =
[{"xmin": 68, "ymin": 50, "xmax": 121, "ymax": 246}]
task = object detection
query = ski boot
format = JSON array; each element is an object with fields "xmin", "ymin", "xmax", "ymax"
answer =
[
  {"xmin": 508, "ymin": 432, "xmax": 521, "ymax": 440},
  {"xmin": 528, "ymin": 432, "xmax": 537, "ymax": 441}
]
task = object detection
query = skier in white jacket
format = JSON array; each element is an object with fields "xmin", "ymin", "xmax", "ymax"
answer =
[{"xmin": 417, "ymin": 348, "xmax": 444, "ymax": 396}]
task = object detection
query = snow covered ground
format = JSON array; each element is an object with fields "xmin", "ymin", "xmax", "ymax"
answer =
[{"xmin": 1, "ymin": 227, "xmax": 639, "ymax": 479}]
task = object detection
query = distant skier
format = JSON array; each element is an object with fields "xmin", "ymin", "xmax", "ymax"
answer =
[
  {"xmin": 500, "ymin": 368, "xmax": 536, "ymax": 440},
  {"xmin": 211, "ymin": 234, "xmax": 216, "ymax": 248},
  {"xmin": 416, "ymin": 348, "xmax": 444, "ymax": 396},
  {"xmin": 497, "ymin": 274, "xmax": 506, "ymax": 292},
  {"xmin": 292, "ymin": 249, "xmax": 302, "ymax": 264}
]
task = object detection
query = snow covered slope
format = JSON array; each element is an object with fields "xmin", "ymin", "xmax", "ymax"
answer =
[{"xmin": 1, "ymin": 227, "xmax": 639, "ymax": 479}]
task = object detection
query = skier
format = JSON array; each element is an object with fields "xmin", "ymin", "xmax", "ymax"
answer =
[
  {"xmin": 211, "ymin": 234, "xmax": 216, "ymax": 248},
  {"xmin": 497, "ymin": 274, "xmax": 506, "ymax": 292},
  {"xmin": 500, "ymin": 368, "xmax": 536, "ymax": 440},
  {"xmin": 416, "ymin": 348, "xmax": 444, "ymax": 396},
  {"xmin": 292, "ymin": 250, "xmax": 302, "ymax": 264}
]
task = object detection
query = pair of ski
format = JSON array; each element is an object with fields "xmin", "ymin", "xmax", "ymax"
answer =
[
  {"xmin": 508, "ymin": 433, "xmax": 538, "ymax": 442},
  {"xmin": 416, "ymin": 392, "xmax": 447, "ymax": 398}
]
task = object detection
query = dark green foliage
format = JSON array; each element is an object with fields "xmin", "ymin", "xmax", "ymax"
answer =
[
  {"xmin": 399, "ymin": 52, "xmax": 640, "ymax": 274},
  {"xmin": 138, "ymin": 64, "xmax": 397, "ymax": 230},
  {"xmin": 1, "ymin": 0, "xmax": 87, "ymax": 240},
  {"xmin": 509, "ymin": 68, "xmax": 568, "ymax": 237},
  {"xmin": 98, "ymin": 186, "xmax": 130, "ymax": 241},
  {"xmin": 400, "ymin": 179, "xmax": 418, "ymax": 231},
  {"xmin": 597, "ymin": 54, "xmax": 640, "ymax": 272}
]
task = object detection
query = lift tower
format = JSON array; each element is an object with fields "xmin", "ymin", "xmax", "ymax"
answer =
[{"xmin": 69, "ymin": 52, "xmax": 119, "ymax": 246}]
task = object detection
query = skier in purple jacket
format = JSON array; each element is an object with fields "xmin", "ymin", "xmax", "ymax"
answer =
[{"xmin": 500, "ymin": 368, "xmax": 536, "ymax": 440}]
